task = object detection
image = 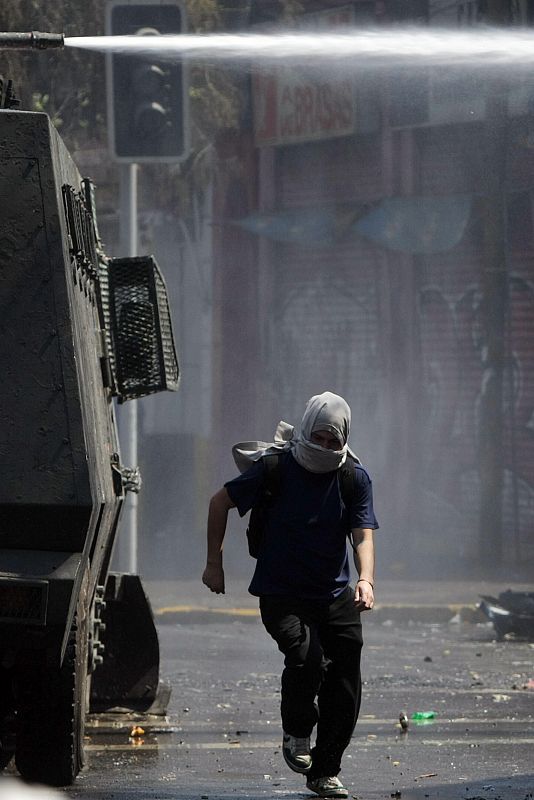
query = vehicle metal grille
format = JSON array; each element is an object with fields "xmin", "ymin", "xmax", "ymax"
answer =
[{"xmin": 107, "ymin": 255, "xmax": 179, "ymax": 401}]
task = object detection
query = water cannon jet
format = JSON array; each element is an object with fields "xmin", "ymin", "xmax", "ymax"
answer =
[{"xmin": 0, "ymin": 31, "xmax": 64, "ymax": 50}]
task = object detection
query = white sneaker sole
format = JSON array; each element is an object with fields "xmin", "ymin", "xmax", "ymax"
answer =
[
  {"xmin": 306, "ymin": 782, "xmax": 348, "ymax": 798},
  {"xmin": 282, "ymin": 749, "xmax": 312, "ymax": 774}
]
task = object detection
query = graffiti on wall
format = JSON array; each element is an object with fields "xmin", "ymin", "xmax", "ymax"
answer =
[{"xmin": 418, "ymin": 271, "xmax": 534, "ymax": 563}]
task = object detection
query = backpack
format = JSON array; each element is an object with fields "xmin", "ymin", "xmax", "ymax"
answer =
[{"xmin": 245, "ymin": 452, "xmax": 358, "ymax": 559}]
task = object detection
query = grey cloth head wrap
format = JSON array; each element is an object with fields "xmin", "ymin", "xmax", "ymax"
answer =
[
  {"xmin": 232, "ymin": 392, "xmax": 359, "ymax": 475},
  {"xmin": 292, "ymin": 391, "xmax": 351, "ymax": 473}
]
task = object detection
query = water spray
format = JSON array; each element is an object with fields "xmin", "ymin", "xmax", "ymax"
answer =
[
  {"xmin": 2, "ymin": 28, "xmax": 534, "ymax": 69},
  {"xmin": 0, "ymin": 31, "xmax": 64, "ymax": 50},
  {"xmin": 63, "ymin": 28, "xmax": 534, "ymax": 68}
]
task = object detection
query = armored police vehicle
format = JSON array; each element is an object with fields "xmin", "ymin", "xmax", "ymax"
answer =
[{"xmin": 0, "ymin": 32, "xmax": 179, "ymax": 786}]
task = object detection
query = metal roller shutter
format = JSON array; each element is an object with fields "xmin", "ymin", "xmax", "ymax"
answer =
[{"xmin": 266, "ymin": 136, "xmax": 386, "ymax": 459}]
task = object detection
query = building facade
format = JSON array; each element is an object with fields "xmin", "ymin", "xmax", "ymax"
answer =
[{"xmin": 212, "ymin": 0, "xmax": 534, "ymax": 577}]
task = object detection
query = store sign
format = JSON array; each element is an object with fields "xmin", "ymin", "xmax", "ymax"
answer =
[{"xmin": 253, "ymin": 6, "xmax": 356, "ymax": 146}]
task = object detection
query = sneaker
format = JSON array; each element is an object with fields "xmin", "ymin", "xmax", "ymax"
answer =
[
  {"xmin": 306, "ymin": 776, "xmax": 349, "ymax": 798},
  {"xmin": 282, "ymin": 732, "xmax": 312, "ymax": 773}
]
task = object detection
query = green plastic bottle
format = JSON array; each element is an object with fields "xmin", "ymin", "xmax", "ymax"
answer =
[{"xmin": 411, "ymin": 711, "xmax": 436, "ymax": 720}]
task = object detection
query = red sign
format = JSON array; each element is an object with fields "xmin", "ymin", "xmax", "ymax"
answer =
[{"xmin": 253, "ymin": 6, "xmax": 356, "ymax": 146}]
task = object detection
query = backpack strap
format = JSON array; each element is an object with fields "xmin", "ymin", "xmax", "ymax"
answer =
[
  {"xmin": 262, "ymin": 452, "xmax": 282, "ymax": 499},
  {"xmin": 339, "ymin": 463, "xmax": 357, "ymax": 509},
  {"xmin": 338, "ymin": 463, "xmax": 359, "ymax": 552},
  {"xmin": 246, "ymin": 453, "xmax": 282, "ymax": 559}
]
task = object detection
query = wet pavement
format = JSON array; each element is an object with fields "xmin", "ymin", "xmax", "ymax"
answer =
[{"xmin": 2, "ymin": 582, "xmax": 533, "ymax": 799}]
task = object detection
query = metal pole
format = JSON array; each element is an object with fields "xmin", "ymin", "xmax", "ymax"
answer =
[{"xmin": 119, "ymin": 162, "xmax": 139, "ymax": 574}]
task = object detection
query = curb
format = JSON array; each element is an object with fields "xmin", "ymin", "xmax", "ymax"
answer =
[{"xmin": 154, "ymin": 603, "xmax": 486, "ymax": 625}]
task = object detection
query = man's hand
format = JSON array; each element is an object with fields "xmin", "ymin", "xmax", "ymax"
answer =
[
  {"xmin": 202, "ymin": 563, "xmax": 225, "ymax": 594},
  {"xmin": 354, "ymin": 579, "xmax": 374, "ymax": 611}
]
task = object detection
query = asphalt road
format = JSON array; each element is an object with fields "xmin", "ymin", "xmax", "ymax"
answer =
[{"xmin": 4, "ymin": 602, "xmax": 532, "ymax": 800}]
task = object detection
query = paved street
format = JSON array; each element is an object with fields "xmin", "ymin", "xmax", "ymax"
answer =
[{"xmin": 4, "ymin": 580, "xmax": 532, "ymax": 800}]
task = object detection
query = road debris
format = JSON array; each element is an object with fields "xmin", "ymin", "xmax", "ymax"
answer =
[
  {"xmin": 479, "ymin": 591, "xmax": 534, "ymax": 640},
  {"xmin": 128, "ymin": 725, "xmax": 145, "ymax": 746},
  {"xmin": 399, "ymin": 711, "xmax": 409, "ymax": 731},
  {"xmin": 411, "ymin": 711, "xmax": 436, "ymax": 720}
]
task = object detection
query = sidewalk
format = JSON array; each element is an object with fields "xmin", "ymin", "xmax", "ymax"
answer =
[{"xmin": 145, "ymin": 578, "xmax": 533, "ymax": 625}]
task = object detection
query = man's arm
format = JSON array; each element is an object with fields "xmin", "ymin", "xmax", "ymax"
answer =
[
  {"xmin": 351, "ymin": 527, "xmax": 375, "ymax": 611},
  {"xmin": 202, "ymin": 487, "xmax": 236, "ymax": 594}
]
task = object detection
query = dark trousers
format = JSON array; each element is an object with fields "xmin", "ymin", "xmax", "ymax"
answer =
[{"xmin": 260, "ymin": 586, "xmax": 363, "ymax": 779}]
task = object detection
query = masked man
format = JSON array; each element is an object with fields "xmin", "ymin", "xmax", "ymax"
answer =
[{"xmin": 202, "ymin": 392, "xmax": 378, "ymax": 799}]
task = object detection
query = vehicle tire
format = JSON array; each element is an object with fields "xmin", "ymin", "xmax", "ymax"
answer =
[{"xmin": 15, "ymin": 571, "xmax": 89, "ymax": 786}]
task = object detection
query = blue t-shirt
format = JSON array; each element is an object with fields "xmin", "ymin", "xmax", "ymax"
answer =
[{"xmin": 225, "ymin": 451, "xmax": 379, "ymax": 600}]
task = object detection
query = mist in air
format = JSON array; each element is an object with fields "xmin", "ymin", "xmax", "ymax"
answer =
[{"xmin": 102, "ymin": 22, "xmax": 534, "ymax": 585}]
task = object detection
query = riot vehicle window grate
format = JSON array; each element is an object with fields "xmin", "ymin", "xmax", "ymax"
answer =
[{"xmin": 107, "ymin": 255, "xmax": 179, "ymax": 401}]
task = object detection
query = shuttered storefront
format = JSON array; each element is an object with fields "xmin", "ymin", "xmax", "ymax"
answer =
[
  {"xmin": 265, "ymin": 135, "xmax": 387, "ymax": 460},
  {"xmin": 416, "ymin": 121, "xmax": 534, "ymax": 564},
  {"xmin": 254, "ymin": 114, "xmax": 534, "ymax": 567}
]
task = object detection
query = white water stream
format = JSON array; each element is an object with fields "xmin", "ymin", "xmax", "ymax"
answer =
[{"xmin": 64, "ymin": 27, "xmax": 534, "ymax": 67}]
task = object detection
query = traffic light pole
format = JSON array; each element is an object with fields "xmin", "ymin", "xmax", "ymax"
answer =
[
  {"xmin": 107, "ymin": 2, "xmax": 188, "ymax": 576},
  {"xmin": 118, "ymin": 162, "xmax": 139, "ymax": 574}
]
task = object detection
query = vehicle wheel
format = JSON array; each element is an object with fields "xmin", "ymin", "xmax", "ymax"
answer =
[{"xmin": 15, "ymin": 572, "xmax": 89, "ymax": 786}]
